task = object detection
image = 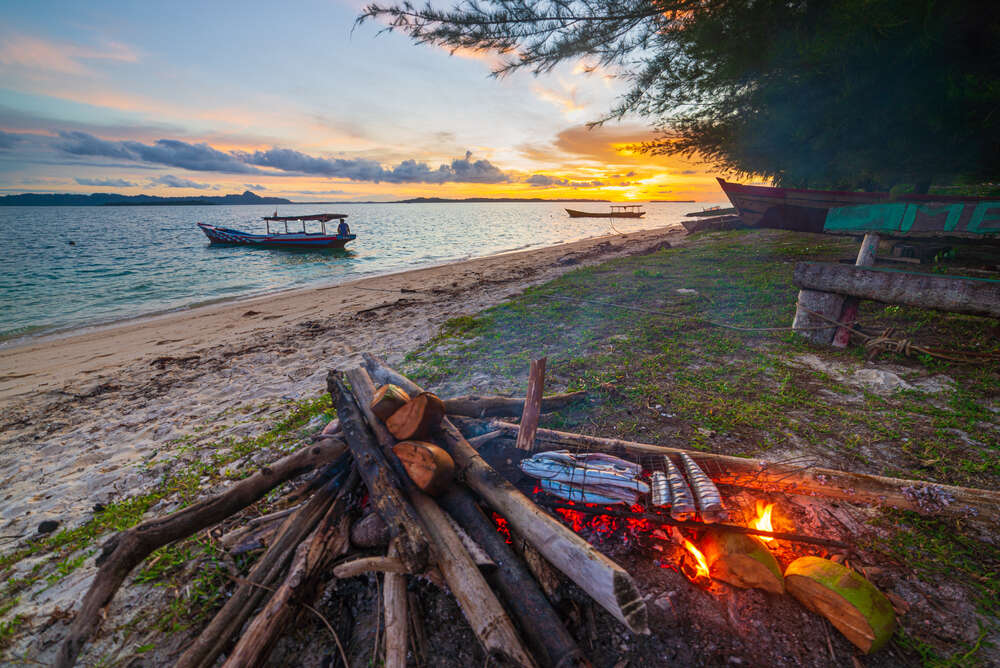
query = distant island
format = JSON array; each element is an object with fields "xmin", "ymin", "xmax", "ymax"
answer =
[
  {"xmin": 389, "ymin": 197, "xmax": 611, "ymax": 204},
  {"xmin": 649, "ymin": 199, "xmax": 695, "ymax": 203},
  {"xmin": 0, "ymin": 191, "xmax": 292, "ymax": 206}
]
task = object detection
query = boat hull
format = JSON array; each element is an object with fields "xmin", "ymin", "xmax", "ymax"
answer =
[
  {"xmin": 565, "ymin": 208, "xmax": 645, "ymax": 218},
  {"xmin": 198, "ymin": 223, "xmax": 355, "ymax": 248},
  {"xmin": 716, "ymin": 178, "xmax": 984, "ymax": 235}
]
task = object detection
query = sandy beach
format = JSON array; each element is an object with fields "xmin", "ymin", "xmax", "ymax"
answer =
[{"xmin": 0, "ymin": 226, "xmax": 682, "ymax": 540}]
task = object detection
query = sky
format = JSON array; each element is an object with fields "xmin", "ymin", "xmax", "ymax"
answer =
[{"xmin": 0, "ymin": 0, "xmax": 725, "ymax": 201}]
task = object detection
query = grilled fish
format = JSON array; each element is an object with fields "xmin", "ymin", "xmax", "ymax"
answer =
[
  {"xmin": 664, "ymin": 456, "xmax": 697, "ymax": 520},
  {"xmin": 679, "ymin": 452, "xmax": 725, "ymax": 522},
  {"xmin": 538, "ymin": 479, "xmax": 636, "ymax": 505},
  {"xmin": 520, "ymin": 457, "xmax": 650, "ymax": 493}
]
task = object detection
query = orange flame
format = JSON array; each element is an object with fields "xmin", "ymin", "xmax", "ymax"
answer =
[
  {"xmin": 675, "ymin": 531, "xmax": 711, "ymax": 579},
  {"xmin": 753, "ymin": 502, "xmax": 775, "ymax": 543}
]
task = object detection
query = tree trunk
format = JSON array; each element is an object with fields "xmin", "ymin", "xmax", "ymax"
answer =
[
  {"xmin": 383, "ymin": 541, "xmax": 409, "ymax": 668},
  {"xmin": 54, "ymin": 440, "xmax": 348, "ymax": 668}
]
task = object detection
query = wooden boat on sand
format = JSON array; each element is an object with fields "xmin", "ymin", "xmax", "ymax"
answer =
[
  {"xmin": 716, "ymin": 177, "xmax": 989, "ymax": 236},
  {"xmin": 566, "ymin": 205, "xmax": 645, "ymax": 218},
  {"xmin": 198, "ymin": 213, "xmax": 356, "ymax": 249}
]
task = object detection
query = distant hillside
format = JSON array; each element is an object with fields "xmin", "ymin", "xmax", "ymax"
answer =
[{"xmin": 0, "ymin": 190, "xmax": 292, "ymax": 206}]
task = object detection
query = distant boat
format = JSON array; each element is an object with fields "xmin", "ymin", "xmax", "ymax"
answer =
[
  {"xmin": 685, "ymin": 205, "xmax": 737, "ymax": 217},
  {"xmin": 716, "ymin": 177, "xmax": 986, "ymax": 234},
  {"xmin": 197, "ymin": 213, "xmax": 356, "ymax": 249},
  {"xmin": 565, "ymin": 205, "xmax": 645, "ymax": 218}
]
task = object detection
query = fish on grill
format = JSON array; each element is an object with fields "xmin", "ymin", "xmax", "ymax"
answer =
[
  {"xmin": 679, "ymin": 453, "xmax": 725, "ymax": 522},
  {"xmin": 520, "ymin": 458, "xmax": 650, "ymax": 494},
  {"xmin": 534, "ymin": 450, "xmax": 641, "ymax": 475},
  {"xmin": 664, "ymin": 456, "xmax": 697, "ymax": 520},
  {"xmin": 650, "ymin": 471, "xmax": 671, "ymax": 507},
  {"xmin": 538, "ymin": 479, "xmax": 638, "ymax": 505}
]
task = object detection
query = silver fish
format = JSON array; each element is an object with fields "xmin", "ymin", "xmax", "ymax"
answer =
[
  {"xmin": 680, "ymin": 452, "xmax": 725, "ymax": 522},
  {"xmin": 520, "ymin": 458, "xmax": 650, "ymax": 493},
  {"xmin": 664, "ymin": 456, "xmax": 697, "ymax": 520},
  {"xmin": 650, "ymin": 471, "xmax": 671, "ymax": 507},
  {"xmin": 539, "ymin": 479, "xmax": 634, "ymax": 505},
  {"xmin": 535, "ymin": 450, "xmax": 641, "ymax": 475}
]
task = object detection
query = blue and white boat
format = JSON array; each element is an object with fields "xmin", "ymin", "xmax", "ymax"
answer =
[{"xmin": 198, "ymin": 213, "xmax": 356, "ymax": 249}]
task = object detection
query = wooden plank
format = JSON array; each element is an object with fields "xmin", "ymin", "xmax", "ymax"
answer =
[
  {"xmin": 824, "ymin": 201, "xmax": 1000, "ymax": 239},
  {"xmin": 832, "ymin": 233, "xmax": 880, "ymax": 348},
  {"xmin": 793, "ymin": 262, "xmax": 1000, "ymax": 318}
]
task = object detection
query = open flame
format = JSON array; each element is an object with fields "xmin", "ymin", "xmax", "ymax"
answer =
[
  {"xmin": 753, "ymin": 502, "xmax": 775, "ymax": 543},
  {"xmin": 670, "ymin": 528, "xmax": 711, "ymax": 580}
]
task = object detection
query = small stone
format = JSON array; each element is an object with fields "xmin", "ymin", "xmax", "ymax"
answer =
[{"xmin": 38, "ymin": 520, "xmax": 59, "ymax": 534}]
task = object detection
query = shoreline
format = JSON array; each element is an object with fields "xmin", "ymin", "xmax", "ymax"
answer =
[
  {"xmin": 0, "ymin": 224, "xmax": 672, "ymax": 348},
  {"xmin": 0, "ymin": 225, "xmax": 684, "ymax": 543}
]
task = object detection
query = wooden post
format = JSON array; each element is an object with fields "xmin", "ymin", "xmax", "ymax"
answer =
[
  {"xmin": 791, "ymin": 289, "xmax": 843, "ymax": 345},
  {"xmin": 832, "ymin": 233, "xmax": 879, "ymax": 348},
  {"xmin": 442, "ymin": 391, "xmax": 586, "ymax": 418},
  {"xmin": 516, "ymin": 357, "xmax": 546, "ymax": 451}
]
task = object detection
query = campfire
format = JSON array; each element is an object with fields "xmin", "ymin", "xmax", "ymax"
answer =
[{"xmin": 52, "ymin": 353, "xmax": 999, "ymax": 667}]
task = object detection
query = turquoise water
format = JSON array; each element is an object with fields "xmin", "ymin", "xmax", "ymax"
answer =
[{"xmin": 0, "ymin": 201, "xmax": 720, "ymax": 341}]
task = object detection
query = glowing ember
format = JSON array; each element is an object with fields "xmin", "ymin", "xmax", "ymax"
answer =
[{"xmin": 753, "ymin": 502, "xmax": 776, "ymax": 543}]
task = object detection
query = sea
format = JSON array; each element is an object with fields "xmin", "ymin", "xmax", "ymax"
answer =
[{"xmin": 0, "ymin": 201, "xmax": 724, "ymax": 343}]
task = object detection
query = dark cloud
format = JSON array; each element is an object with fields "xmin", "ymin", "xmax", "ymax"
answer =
[
  {"xmin": 626, "ymin": 170, "xmax": 637, "ymax": 177},
  {"xmin": 238, "ymin": 148, "xmax": 509, "ymax": 183},
  {"xmin": 57, "ymin": 132, "xmax": 260, "ymax": 174},
  {"xmin": 244, "ymin": 183, "xmax": 267, "ymax": 190},
  {"xmin": 74, "ymin": 177, "xmax": 137, "ymax": 187},
  {"xmin": 123, "ymin": 139, "xmax": 258, "ymax": 173},
  {"xmin": 0, "ymin": 131, "xmax": 23, "ymax": 150},
  {"xmin": 57, "ymin": 131, "xmax": 134, "ymax": 160},
  {"xmin": 291, "ymin": 189, "xmax": 348, "ymax": 195},
  {"xmin": 525, "ymin": 174, "xmax": 569, "ymax": 187},
  {"xmin": 150, "ymin": 174, "xmax": 214, "ymax": 189},
  {"xmin": 680, "ymin": 170, "xmax": 697, "ymax": 175}
]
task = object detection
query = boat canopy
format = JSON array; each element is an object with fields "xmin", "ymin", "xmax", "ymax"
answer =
[{"xmin": 263, "ymin": 213, "xmax": 347, "ymax": 222}]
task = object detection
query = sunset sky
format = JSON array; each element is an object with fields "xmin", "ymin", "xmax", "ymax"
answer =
[{"xmin": 0, "ymin": 0, "xmax": 725, "ymax": 201}]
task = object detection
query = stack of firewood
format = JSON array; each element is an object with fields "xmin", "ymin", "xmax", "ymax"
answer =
[{"xmin": 53, "ymin": 354, "xmax": 1000, "ymax": 667}]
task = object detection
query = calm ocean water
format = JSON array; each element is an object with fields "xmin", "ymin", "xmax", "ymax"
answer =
[{"xmin": 0, "ymin": 201, "xmax": 723, "ymax": 342}]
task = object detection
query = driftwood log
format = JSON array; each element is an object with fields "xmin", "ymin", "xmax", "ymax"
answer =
[
  {"xmin": 440, "ymin": 487, "xmax": 591, "ymax": 668},
  {"xmin": 443, "ymin": 390, "xmax": 586, "ymax": 418},
  {"xmin": 54, "ymin": 439, "xmax": 349, "ymax": 668},
  {"xmin": 177, "ymin": 465, "xmax": 353, "ymax": 668},
  {"xmin": 515, "ymin": 357, "xmax": 546, "ymax": 451},
  {"xmin": 330, "ymin": 375, "xmax": 430, "ymax": 574},
  {"xmin": 333, "ymin": 555, "xmax": 408, "ymax": 579},
  {"xmin": 361, "ymin": 354, "xmax": 649, "ymax": 635},
  {"xmin": 344, "ymin": 367, "xmax": 538, "ymax": 667},
  {"xmin": 484, "ymin": 420, "xmax": 1000, "ymax": 521},
  {"xmin": 221, "ymin": 471, "xmax": 358, "ymax": 667}
]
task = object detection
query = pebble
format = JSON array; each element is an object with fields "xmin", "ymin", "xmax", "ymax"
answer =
[{"xmin": 37, "ymin": 520, "xmax": 59, "ymax": 534}]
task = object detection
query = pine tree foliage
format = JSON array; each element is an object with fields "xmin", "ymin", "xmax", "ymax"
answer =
[{"xmin": 359, "ymin": 0, "xmax": 1000, "ymax": 190}]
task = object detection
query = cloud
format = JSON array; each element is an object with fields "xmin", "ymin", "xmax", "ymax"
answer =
[
  {"xmin": 0, "ymin": 130, "xmax": 22, "ymax": 149},
  {"xmin": 74, "ymin": 177, "xmax": 137, "ymax": 187},
  {"xmin": 244, "ymin": 183, "xmax": 267, "ymax": 190},
  {"xmin": 0, "ymin": 35, "xmax": 139, "ymax": 76},
  {"xmin": 239, "ymin": 148, "xmax": 510, "ymax": 184},
  {"xmin": 56, "ymin": 131, "xmax": 261, "ymax": 173},
  {"xmin": 525, "ymin": 174, "xmax": 570, "ymax": 187},
  {"xmin": 150, "ymin": 174, "xmax": 214, "ymax": 189},
  {"xmin": 533, "ymin": 84, "xmax": 585, "ymax": 118},
  {"xmin": 54, "ymin": 132, "xmax": 511, "ymax": 184},
  {"xmin": 524, "ymin": 174, "xmax": 603, "ymax": 188},
  {"xmin": 291, "ymin": 189, "xmax": 348, "ymax": 195},
  {"xmin": 680, "ymin": 170, "xmax": 697, "ymax": 175}
]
